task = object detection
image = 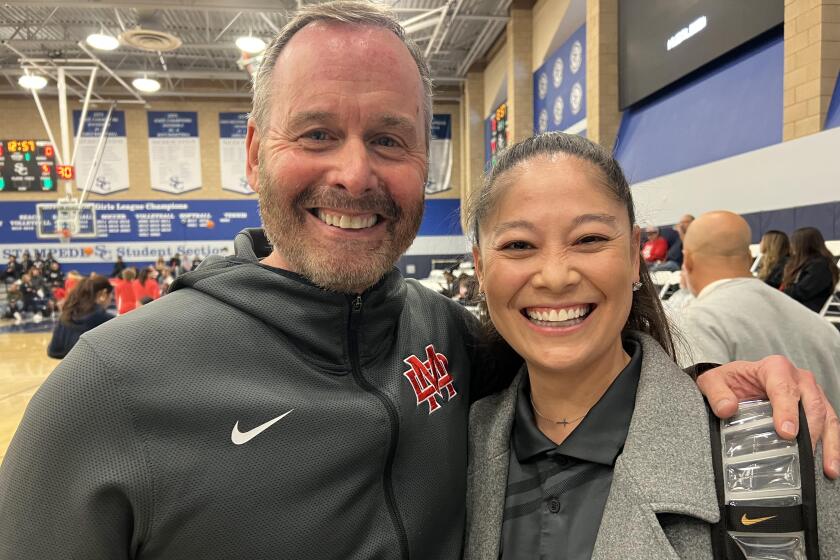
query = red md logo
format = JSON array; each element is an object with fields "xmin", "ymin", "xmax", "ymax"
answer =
[{"xmin": 403, "ymin": 344, "xmax": 458, "ymax": 414}]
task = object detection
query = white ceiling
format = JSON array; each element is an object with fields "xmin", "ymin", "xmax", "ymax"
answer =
[{"xmin": 0, "ymin": 0, "xmax": 512, "ymax": 101}]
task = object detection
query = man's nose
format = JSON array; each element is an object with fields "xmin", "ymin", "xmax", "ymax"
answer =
[{"xmin": 325, "ymin": 138, "xmax": 378, "ymax": 196}]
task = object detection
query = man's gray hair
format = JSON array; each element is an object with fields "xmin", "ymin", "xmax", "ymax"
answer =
[{"xmin": 251, "ymin": 0, "xmax": 433, "ymax": 149}]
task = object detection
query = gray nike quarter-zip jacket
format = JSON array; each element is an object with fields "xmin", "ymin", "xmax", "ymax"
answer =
[{"xmin": 0, "ymin": 229, "xmax": 481, "ymax": 560}]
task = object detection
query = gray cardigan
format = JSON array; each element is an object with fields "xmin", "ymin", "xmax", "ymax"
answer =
[{"xmin": 464, "ymin": 332, "xmax": 840, "ymax": 559}]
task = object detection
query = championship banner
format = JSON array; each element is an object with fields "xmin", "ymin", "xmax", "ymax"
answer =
[
  {"xmin": 426, "ymin": 114, "xmax": 452, "ymax": 195},
  {"xmin": 533, "ymin": 25, "xmax": 587, "ymax": 136},
  {"xmin": 147, "ymin": 111, "xmax": 202, "ymax": 194},
  {"xmin": 219, "ymin": 112, "xmax": 253, "ymax": 195},
  {"xmin": 72, "ymin": 110, "xmax": 130, "ymax": 195}
]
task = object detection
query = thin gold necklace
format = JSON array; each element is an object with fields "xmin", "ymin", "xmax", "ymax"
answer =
[{"xmin": 529, "ymin": 393, "xmax": 588, "ymax": 426}]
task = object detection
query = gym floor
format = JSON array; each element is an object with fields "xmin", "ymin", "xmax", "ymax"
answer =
[{"xmin": 0, "ymin": 321, "xmax": 54, "ymax": 463}]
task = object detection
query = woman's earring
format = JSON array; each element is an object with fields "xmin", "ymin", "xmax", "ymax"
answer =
[{"xmin": 632, "ymin": 281, "xmax": 642, "ymax": 292}]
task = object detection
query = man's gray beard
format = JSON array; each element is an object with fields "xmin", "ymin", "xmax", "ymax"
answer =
[{"xmin": 257, "ymin": 166, "xmax": 424, "ymax": 293}]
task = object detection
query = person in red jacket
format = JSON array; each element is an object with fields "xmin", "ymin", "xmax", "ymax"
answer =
[
  {"xmin": 641, "ymin": 226, "xmax": 668, "ymax": 264},
  {"xmin": 135, "ymin": 266, "xmax": 161, "ymax": 301},
  {"xmin": 114, "ymin": 267, "xmax": 138, "ymax": 315}
]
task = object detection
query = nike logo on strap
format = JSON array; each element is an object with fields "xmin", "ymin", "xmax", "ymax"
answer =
[
  {"xmin": 741, "ymin": 514, "xmax": 777, "ymax": 526},
  {"xmin": 231, "ymin": 409, "xmax": 294, "ymax": 445}
]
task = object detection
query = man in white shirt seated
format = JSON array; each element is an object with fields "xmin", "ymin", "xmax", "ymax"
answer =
[{"xmin": 679, "ymin": 210, "xmax": 840, "ymax": 411}]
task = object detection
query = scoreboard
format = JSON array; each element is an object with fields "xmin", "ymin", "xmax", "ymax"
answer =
[{"xmin": 0, "ymin": 139, "xmax": 58, "ymax": 192}]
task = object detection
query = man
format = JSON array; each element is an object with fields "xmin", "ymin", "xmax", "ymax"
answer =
[
  {"xmin": 679, "ymin": 211, "xmax": 840, "ymax": 410},
  {"xmin": 650, "ymin": 213, "xmax": 694, "ymax": 272},
  {"xmin": 0, "ymin": 3, "xmax": 837, "ymax": 559}
]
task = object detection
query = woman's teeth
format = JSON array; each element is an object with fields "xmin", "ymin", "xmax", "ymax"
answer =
[
  {"xmin": 317, "ymin": 210, "xmax": 378, "ymax": 230},
  {"xmin": 526, "ymin": 305, "xmax": 591, "ymax": 325}
]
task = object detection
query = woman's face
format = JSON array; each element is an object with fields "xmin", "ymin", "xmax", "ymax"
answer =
[{"xmin": 473, "ymin": 155, "xmax": 640, "ymax": 376}]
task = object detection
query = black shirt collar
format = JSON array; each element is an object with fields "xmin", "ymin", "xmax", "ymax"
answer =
[{"xmin": 513, "ymin": 338, "xmax": 642, "ymax": 466}]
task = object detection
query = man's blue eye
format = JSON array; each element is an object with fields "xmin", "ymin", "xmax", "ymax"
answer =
[
  {"xmin": 305, "ymin": 130, "xmax": 329, "ymax": 141},
  {"xmin": 374, "ymin": 136, "xmax": 398, "ymax": 147}
]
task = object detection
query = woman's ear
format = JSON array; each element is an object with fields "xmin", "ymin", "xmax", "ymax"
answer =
[{"xmin": 471, "ymin": 245, "xmax": 483, "ymax": 292}]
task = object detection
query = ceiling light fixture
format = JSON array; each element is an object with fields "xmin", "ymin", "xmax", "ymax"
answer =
[
  {"xmin": 235, "ymin": 35, "xmax": 266, "ymax": 54},
  {"xmin": 18, "ymin": 74, "xmax": 48, "ymax": 90},
  {"xmin": 86, "ymin": 32, "xmax": 120, "ymax": 51},
  {"xmin": 132, "ymin": 76, "xmax": 161, "ymax": 93}
]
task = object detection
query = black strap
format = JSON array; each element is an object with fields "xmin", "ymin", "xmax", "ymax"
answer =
[
  {"xmin": 707, "ymin": 403, "xmax": 733, "ymax": 559},
  {"xmin": 799, "ymin": 405, "xmax": 821, "ymax": 559}
]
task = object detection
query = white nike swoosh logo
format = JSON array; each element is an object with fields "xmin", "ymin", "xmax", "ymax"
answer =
[{"xmin": 231, "ymin": 409, "xmax": 294, "ymax": 445}]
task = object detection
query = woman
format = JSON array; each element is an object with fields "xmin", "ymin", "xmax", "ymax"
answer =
[
  {"xmin": 782, "ymin": 227, "xmax": 838, "ymax": 312},
  {"xmin": 114, "ymin": 267, "xmax": 139, "ymax": 315},
  {"xmin": 47, "ymin": 274, "xmax": 113, "ymax": 359},
  {"xmin": 135, "ymin": 266, "xmax": 161, "ymax": 301},
  {"xmin": 462, "ymin": 133, "xmax": 838, "ymax": 559},
  {"xmin": 757, "ymin": 230, "xmax": 790, "ymax": 289},
  {"xmin": 641, "ymin": 226, "xmax": 667, "ymax": 264}
]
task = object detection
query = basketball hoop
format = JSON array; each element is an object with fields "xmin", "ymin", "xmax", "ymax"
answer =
[{"xmin": 36, "ymin": 197, "xmax": 98, "ymax": 241}]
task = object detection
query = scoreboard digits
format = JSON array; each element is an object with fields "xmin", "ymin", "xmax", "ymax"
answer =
[{"xmin": 0, "ymin": 139, "xmax": 58, "ymax": 192}]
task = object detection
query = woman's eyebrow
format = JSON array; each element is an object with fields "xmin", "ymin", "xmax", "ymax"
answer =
[
  {"xmin": 492, "ymin": 220, "xmax": 536, "ymax": 237},
  {"xmin": 572, "ymin": 213, "xmax": 618, "ymax": 228}
]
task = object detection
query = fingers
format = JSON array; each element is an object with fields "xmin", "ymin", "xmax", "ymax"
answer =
[
  {"xmin": 817, "ymin": 385, "xmax": 840, "ymax": 480},
  {"xmin": 796, "ymin": 368, "xmax": 826, "ymax": 450},
  {"xmin": 695, "ymin": 366, "xmax": 740, "ymax": 419},
  {"xmin": 759, "ymin": 356, "xmax": 800, "ymax": 439}
]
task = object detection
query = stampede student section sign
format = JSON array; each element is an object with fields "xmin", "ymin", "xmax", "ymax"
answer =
[
  {"xmin": 147, "ymin": 111, "xmax": 202, "ymax": 194},
  {"xmin": 72, "ymin": 110, "xmax": 130, "ymax": 195}
]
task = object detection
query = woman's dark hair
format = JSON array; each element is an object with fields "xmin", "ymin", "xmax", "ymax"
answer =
[
  {"xmin": 60, "ymin": 274, "xmax": 113, "ymax": 324},
  {"xmin": 757, "ymin": 230, "xmax": 790, "ymax": 281},
  {"xmin": 138, "ymin": 266, "xmax": 152, "ymax": 284},
  {"xmin": 464, "ymin": 132, "xmax": 675, "ymax": 391},
  {"xmin": 782, "ymin": 227, "xmax": 838, "ymax": 288}
]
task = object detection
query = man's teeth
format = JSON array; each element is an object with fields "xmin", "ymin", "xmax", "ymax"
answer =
[
  {"xmin": 317, "ymin": 210, "xmax": 377, "ymax": 230},
  {"xmin": 526, "ymin": 306, "xmax": 591, "ymax": 323}
]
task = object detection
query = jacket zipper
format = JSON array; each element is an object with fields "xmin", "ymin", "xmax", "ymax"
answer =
[{"xmin": 347, "ymin": 295, "xmax": 411, "ymax": 559}]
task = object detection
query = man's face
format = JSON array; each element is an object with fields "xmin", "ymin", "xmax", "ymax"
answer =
[{"xmin": 247, "ymin": 23, "xmax": 427, "ymax": 293}]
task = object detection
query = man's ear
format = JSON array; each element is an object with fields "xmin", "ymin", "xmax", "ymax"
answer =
[
  {"xmin": 471, "ymin": 245, "xmax": 483, "ymax": 292},
  {"xmin": 246, "ymin": 118, "xmax": 261, "ymax": 192}
]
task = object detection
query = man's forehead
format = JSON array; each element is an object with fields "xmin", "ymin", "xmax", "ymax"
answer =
[{"xmin": 276, "ymin": 22, "xmax": 413, "ymax": 76}]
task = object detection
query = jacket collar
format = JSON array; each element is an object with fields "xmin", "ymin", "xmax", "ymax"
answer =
[
  {"xmin": 171, "ymin": 228, "xmax": 406, "ymax": 372},
  {"xmin": 465, "ymin": 332, "xmax": 719, "ymax": 560}
]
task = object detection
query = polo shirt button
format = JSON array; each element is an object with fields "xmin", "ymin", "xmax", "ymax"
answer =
[{"xmin": 548, "ymin": 498, "xmax": 561, "ymax": 514}]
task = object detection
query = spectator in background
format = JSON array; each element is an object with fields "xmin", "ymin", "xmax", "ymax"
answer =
[
  {"xmin": 757, "ymin": 230, "xmax": 790, "ymax": 289},
  {"xmin": 19, "ymin": 250, "xmax": 32, "ymax": 272},
  {"xmin": 641, "ymin": 225, "xmax": 668, "ymax": 264},
  {"xmin": 114, "ymin": 268, "xmax": 139, "ymax": 315},
  {"xmin": 47, "ymin": 275, "xmax": 114, "ymax": 359},
  {"xmin": 782, "ymin": 227, "xmax": 839, "ymax": 312},
  {"xmin": 135, "ymin": 266, "xmax": 161, "ymax": 301},
  {"xmin": 191, "ymin": 256, "xmax": 202, "ymax": 271},
  {"xmin": 32, "ymin": 251, "xmax": 45, "ymax": 271},
  {"xmin": 451, "ymin": 273, "xmax": 478, "ymax": 306},
  {"xmin": 3, "ymin": 284, "xmax": 23, "ymax": 322},
  {"xmin": 679, "ymin": 211, "xmax": 840, "ymax": 410},
  {"xmin": 649, "ymin": 214, "xmax": 694, "ymax": 272},
  {"xmin": 154, "ymin": 256, "xmax": 168, "ymax": 280},
  {"xmin": 2, "ymin": 255, "xmax": 22, "ymax": 284},
  {"xmin": 110, "ymin": 256, "xmax": 126, "ymax": 279},
  {"xmin": 63, "ymin": 271, "xmax": 83, "ymax": 295},
  {"xmin": 46, "ymin": 261, "xmax": 64, "ymax": 289}
]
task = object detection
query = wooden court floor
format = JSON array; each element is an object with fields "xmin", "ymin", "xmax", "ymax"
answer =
[{"xmin": 0, "ymin": 325, "xmax": 56, "ymax": 463}]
